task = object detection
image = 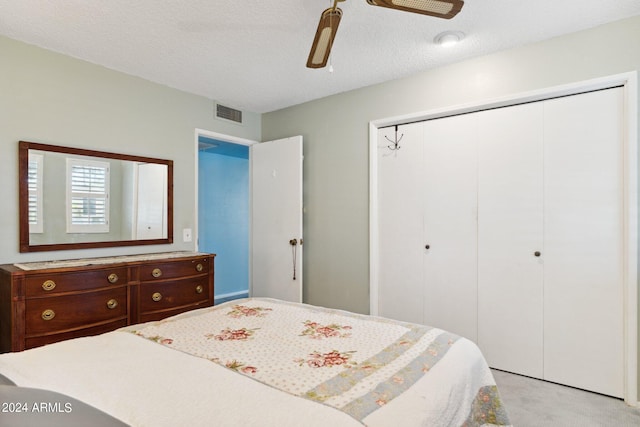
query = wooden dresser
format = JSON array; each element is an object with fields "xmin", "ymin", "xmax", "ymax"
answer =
[{"xmin": 0, "ymin": 252, "xmax": 215, "ymax": 353}]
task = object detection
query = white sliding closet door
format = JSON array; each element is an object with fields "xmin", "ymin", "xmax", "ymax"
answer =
[
  {"xmin": 477, "ymin": 103, "xmax": 545, "ymax": 378},
  {"xmin": 375, "ymin": 85, "xmax": 630, "ymax": 398},
  {"xmin": 377, "ymin": 122, "xmax": 425, "ymax": 324},
  {"xmin": 423, "ymin": 114, "xmax": 479, "ymax": 341},
  {"xmin": 543, "ymin": 88, "xmax": 624, "ymax": 397}
]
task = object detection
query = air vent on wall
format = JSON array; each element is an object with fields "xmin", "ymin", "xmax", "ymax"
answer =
[{"xmin": 216, "ymin": 103, "xmax": 243, "ymax": 124}]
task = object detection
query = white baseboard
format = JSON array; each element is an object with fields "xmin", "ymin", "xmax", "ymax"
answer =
[{"xmin": 214, "ymin": 290, "xmax": 249, "ymax": 304}]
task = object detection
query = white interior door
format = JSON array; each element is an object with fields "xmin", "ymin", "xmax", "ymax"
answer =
[
  {"xmin": 543, "ymin": 88, "xmax": 624, "ymax": 397},
  {"xmin": 250, "ymin": 136, "xmax": 303, "ymax": 302},
  {"xmin": 377, "ymin": 122, "xmax": 425, "ymax": 324},
  {"xmin": 422, "ymin": 114, "xmax": 479, "ymax": 341},
  {"xmin": 477, "ymin": 103, "xmax": 545, "ymax": 378}
]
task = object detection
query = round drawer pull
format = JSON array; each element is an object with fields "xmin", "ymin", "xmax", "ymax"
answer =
[
  {"xmin": 41, "ymin": 309, "xmax": 55, "ymax": 321},
  {"xmin": 152, "ymin": 268, "xmax": 162, "ymax": 278},
  {"xmin": 195, "ymin": 285, "xmax": 204, "ymax": 294},
  {"xmin": 106, "ymin": 299, "xmax": 118, "ymax": 309},
  {"xmin": 42, "ymin": 280, "xmax": 56, "ymax": 291},
  {"xmin": 196, "ymin": 263, "xmax": 204, "ymax": 272},
  {"xmin": 152, "ymin": 292, "xmax": 163, "ymax": 302},
  {"xmin": 108, "ymin": 273, "xmax": 119, "ymax": 284}
]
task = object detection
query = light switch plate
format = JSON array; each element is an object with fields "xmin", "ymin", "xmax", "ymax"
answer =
[{"xmin": 183, "ymin": 228, "xmax": 192, "ymax": 242}]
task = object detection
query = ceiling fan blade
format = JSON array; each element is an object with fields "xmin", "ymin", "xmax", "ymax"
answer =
[
  {"xmin": 306, "ymin": 7, "xmax": 343, "ymax": 69},
  {"xmin": 366, "ymin": 0, "xmax": 464, "ymax": 19}
]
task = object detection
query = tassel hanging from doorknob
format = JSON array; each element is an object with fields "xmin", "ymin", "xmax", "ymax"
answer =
[{"xmin": 289, "ymin": 238, "xmax": 299, "ymax": 280}]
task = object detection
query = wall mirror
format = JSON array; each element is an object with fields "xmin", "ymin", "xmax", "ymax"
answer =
[{"xmin": 19, "ymin": 141, "xmax": 173, "ymax": 252}]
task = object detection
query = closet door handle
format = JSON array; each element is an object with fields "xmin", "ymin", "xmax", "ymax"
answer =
[
  {"xmin": 425, "ymin": 245, "xmax": 430, "ymax": 250},
  {"xmin": 534, "ymin": 251, "xmax": 541, "ymax": 257}
]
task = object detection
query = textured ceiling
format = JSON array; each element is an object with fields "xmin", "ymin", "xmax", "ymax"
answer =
[{"xmin": 1, "ymin": 0, "xmax": 640, "ymax": 113}]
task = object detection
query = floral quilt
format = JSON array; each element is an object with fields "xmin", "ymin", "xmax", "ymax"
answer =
[{"xmin": 130, "ymin": 298, "xmax": 510, "ymax": 426}]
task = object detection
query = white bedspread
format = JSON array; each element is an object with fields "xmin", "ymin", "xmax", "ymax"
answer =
[{"xmin": 0, "ymin": 298, "xmax": 510, "ymax": 426}]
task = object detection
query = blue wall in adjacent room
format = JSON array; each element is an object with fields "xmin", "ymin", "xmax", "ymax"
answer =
[{"xmin": 198, "ymin": 141, "xmax": 249, "ymax": 299}]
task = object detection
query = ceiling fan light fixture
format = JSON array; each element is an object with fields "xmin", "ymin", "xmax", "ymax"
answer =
[
  {"xmin": 434, "ymin": 30, "xmax": 465, "ymax": 46},
  {"xmin": 307, "ymin": 8, "xmax": 343, "ymax": 69},
  {"xmin": 366, "ymin": 0, "xmax": 464, "ymax": 19}
]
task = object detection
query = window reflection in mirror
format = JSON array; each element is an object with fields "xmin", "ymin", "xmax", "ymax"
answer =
[{"xmin": 19, "ymin": 141, "xmax": 173, "ymax": 252}]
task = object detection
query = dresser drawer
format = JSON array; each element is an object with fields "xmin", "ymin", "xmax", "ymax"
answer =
[
  {"xmin": 139, "ymin": 257, "xmax": 210, "ymax": 281},
  {"xmin": 25, "ymin": 267, "xmax": 128, "ymax": 297},
  {"xmin": 25, "ymin": 319, "xmax": 129, "ymax": 350},
  {"xmin": 25, "ymin": 287, "xmax": 128, "ymax": 335},
  {"xmin": 139, "ymin": 278, "xmax": 209, "ymax": 313}
]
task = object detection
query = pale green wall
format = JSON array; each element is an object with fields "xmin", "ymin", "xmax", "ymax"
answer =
[
  {"xmin": 0, "ymin": 35, "xmax": 261, "ymax": 264},
  {"xmin": 263, "ymin": 16, "xmax": 640, "ymax": 316}
]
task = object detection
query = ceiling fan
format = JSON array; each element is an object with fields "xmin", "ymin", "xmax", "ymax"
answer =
[{"xmin": 306, "ymin": 0, "xmax": 465, "ymax": 69}]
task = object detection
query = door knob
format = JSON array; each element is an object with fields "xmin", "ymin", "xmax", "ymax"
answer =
[
  {"xmin": 534, "ymin": 251, "xmax": 541, "ymax": 257},
  {"xmin": 425, "ymin": 245, "xmax": 430, "ymax": 250}
]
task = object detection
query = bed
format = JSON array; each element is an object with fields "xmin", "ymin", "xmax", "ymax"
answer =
[{"xmin": 0, "ymin": 298, "xmax": 511, "ymax": 426}]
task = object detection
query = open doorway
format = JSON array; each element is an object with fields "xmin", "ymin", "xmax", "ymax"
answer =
[
  {"xmin": 196, "ymin": 129, "xmax": 304, "ymax": 304},
  {"xmin": 197, "ymin": 132, "xmax": 254, "ymax": 304}
]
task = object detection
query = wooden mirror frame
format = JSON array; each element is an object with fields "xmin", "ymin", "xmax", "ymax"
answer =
[{"xmin": 19, "ymin": 141, "xmax": 174, "ymax": 252}]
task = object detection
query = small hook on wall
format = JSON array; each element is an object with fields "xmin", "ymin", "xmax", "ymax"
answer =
[{"xmin": 385, "ymin": 125, "xmax": 403, "ymax": 151}]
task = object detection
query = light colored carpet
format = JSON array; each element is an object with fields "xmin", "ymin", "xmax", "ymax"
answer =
[{"xmin": 492, "ymin": 369, "xmax": 640, "ymax": 426}]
